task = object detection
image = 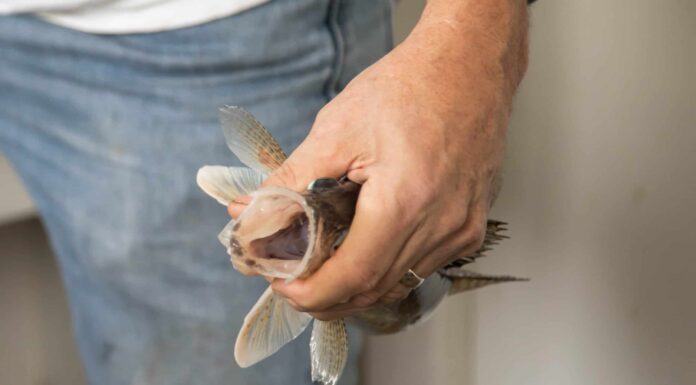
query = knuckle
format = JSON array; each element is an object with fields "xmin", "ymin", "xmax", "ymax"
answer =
[
  {"xmin": 353, "ymin": 269, "xmax": 381, "ymax": 293},
  {"xmin": 463, "ymin": 221, "xmax": 486, "ymax": 250},
  {"xmin": 313, "ymin": 106, "xmax": 331, "ymax": 125}
]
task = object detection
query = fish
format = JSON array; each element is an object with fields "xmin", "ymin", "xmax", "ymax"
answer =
[{"xmin": 196, "ymin": 106, "xmax": 527, "ymax": 385}]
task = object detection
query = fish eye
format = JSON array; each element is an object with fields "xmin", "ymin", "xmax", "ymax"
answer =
[{"xmin": 308, "ymin": 178, "xmax": 339, "ymax": 191}]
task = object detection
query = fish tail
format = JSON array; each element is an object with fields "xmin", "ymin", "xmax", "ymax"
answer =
[{"xmin": 310, "ymin": 319, "xmax": 348, "ymax": 385}]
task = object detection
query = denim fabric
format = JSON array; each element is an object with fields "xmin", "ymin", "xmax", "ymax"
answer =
[{"xmin": 0, "ymin": 1, "xmax": 392, "ymax": 384}]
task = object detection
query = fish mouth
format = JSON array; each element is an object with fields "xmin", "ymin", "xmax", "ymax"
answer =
[
  {"xmin": 231, "ymin": 187, "xmax": 316, "ymax": 279},
  {"xmin": 250, "ymin": 212, "xmax": 309, "ymax": 261}
]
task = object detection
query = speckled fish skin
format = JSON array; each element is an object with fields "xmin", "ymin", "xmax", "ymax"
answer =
[{"xmin": 295, "ymin": 178, "xmax": 360, "ymax": 277}]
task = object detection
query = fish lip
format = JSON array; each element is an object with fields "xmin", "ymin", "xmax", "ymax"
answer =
[{"xmin": 239, "ymin": 186, "xmax": 317, "ymax": 281}]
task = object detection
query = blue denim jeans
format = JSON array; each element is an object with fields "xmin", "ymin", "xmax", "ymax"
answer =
[{"xmin": 0, "ymin": 1, "xmax": 392, "ymax": 384}]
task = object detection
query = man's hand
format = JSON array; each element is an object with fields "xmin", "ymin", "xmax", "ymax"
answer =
[{"xmin": 229, "ymin": 0, "xmax": 529, "ymax": 320}]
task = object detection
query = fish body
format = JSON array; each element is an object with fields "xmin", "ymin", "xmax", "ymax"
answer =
[{"xmin": 196, "ymin": 107, "xmax": 525, "ymax": 385}]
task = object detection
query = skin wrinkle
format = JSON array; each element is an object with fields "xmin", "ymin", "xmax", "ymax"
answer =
[
  {"xmin": 349, "ymin": 211, "xmax": 428, "ymax": 308},
  {"xmin": 229, "ymin": 0, "xmax": 529, "ymax": 318}
]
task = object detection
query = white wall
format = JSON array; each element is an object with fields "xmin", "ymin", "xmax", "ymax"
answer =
[{"xmin": 364, "ymin": 1, "xmax": 696, "ymax": 384}]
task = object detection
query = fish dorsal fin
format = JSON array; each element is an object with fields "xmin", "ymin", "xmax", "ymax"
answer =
[
  {"xmin": 445, "ymin": 220, "xmax": 510, "ymax": 269},
  {"xmin": 441, "ymin": 269, "xmax": 528, "ymax": 295},
  {"xmin": 234, "ymin": 286, "xmax": 312, "ymax": 368},
  {"xmin": 219, "ymin": 106, "xmax": 287, "ymax": 174},
  {"xmin": 310, "ymin": 319, "xmax": 348, "ymax": 385},
  {"xmin": 197, "ymin": 165, "xmax": 266, "ymax": 206}
]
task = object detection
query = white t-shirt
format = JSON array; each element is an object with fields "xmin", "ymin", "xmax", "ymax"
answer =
[{"xmin": 0, "ymin": 0, "xmax": 270, "ymax": 34}]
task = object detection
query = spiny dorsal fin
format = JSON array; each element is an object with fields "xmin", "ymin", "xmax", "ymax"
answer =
[
  {"xmin": 446, "ymin": 220, "xmax": 510, "ymax": 268},
  {"xmin": 196, "ymin": 166, "xmax": 266, "ymax": 206},
  {"xmin": 234, "ymin": 286, "xmax": 312, "ymax": 368},
  {"xmin": 219, "ymin": 106, "xmax": 287, "ymax": 174},
  {"xmin": 310, "ymin": 319, "xmax": 348, "ymax": 385},
  {"xmin": 441, "ymin": 269, "xmax": 528, "ymax": 295}
]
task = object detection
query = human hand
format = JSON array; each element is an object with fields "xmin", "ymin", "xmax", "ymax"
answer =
[{"xmin": 229, "ymin": 0, "xmax": 529, "ymax": 320}]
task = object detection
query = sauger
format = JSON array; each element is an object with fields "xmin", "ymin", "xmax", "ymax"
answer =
[{"xmin": 196, "ymin": 107, "xmax": 526, "ymax": 385}]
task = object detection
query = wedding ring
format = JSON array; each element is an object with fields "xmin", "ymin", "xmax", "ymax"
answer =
[{"xmin": 400, "ymin": 269, "xmax": 425, "ymax": 289}]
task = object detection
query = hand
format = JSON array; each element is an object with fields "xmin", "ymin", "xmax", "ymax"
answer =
[{"xmin": 229, "ymin": 0, "xmax": 529, "ymax": 320}]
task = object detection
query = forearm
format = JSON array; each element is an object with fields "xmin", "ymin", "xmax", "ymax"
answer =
[{"xmin": 403, "ymin": 0, "xmax": 529, "ymax": 109}]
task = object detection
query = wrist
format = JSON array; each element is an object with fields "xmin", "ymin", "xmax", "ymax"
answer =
[{"xmin": 403, "ymin": 0, "xmax": 529, "ymax": 100}]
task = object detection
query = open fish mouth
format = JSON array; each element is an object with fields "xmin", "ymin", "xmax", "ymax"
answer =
[
  {"xmin": 230, "ymin": 187, "xmax": 317, "ymax": 280},
  {"xmin": 251, "ymin": 212, "xmax": 309, "ymax": 260}
]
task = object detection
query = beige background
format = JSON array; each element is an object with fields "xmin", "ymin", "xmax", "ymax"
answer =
[{"xmin": 1, "ymin": 0, "xmax": 695, "ymax": 384}]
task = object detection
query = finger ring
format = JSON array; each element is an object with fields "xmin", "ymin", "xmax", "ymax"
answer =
[{"xmin": 400, "ymin": 269, "xmax": 425, "ymax": 289}]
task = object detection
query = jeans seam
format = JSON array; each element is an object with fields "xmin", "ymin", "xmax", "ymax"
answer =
[
  {"xmin": 385, "ymin": 0, "xmax": 394, "ymax": 51},
  {"xmin": 323, "ymin": 0, "xmax": 345, "ymax": 100}
]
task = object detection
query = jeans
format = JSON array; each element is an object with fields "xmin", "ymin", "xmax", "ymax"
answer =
[{"xmin": 0, "ymin": 1, "xmax": 392, "ymax": 384}]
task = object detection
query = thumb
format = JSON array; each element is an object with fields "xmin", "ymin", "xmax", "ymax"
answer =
[
  {"xmin": 261, "ymin": 135, "xmax": 350, "ymax": 191},
  {"xmin": 228, "ymin": 132, "xmax": 352, "ymax": 218}
]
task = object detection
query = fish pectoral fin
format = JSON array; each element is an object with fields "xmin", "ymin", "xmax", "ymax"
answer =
[
  {"xmin": 443, "ymin": 269, "xmax": 529, "ymax": 295},
  {"xmin": 219, "ymin": 106, "xmax": 287, "ymax": 174},
  {"xmin": 234, "ymin": 286, "xmax": 312, "ymax": 368},
  {"xmin": 310, "ymin": 319, "xmax": 348, "ymax": 385},
  {"xmin": 196, "ymin": 165, "xmax": 266, "ymax": 206}
]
